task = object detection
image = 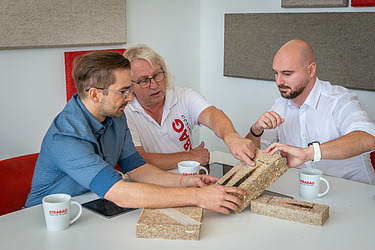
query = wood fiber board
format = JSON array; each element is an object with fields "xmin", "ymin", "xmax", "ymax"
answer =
[
  {"xmin": 251, "ymin": 194, "xmax": 329, "ymax": 226},
  {"xmin": 217, "ymin": 149, "xmax": 288, "ymax": 213}
]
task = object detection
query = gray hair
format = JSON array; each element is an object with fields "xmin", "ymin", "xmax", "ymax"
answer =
[{"xmin": 124, "ymin": 44, "xmax": 174, "ymax": 89}]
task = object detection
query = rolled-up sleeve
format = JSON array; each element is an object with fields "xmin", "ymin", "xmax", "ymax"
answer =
[{"xmin": 336, "ymin": 92, "xmax": 375, "ymax": 137}]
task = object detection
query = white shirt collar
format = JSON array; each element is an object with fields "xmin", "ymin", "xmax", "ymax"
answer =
[
  {"xmin": 127, "ymin": 87, "xmax": 178, "ymax": 119},
  {"xmin": 288, "ymin": 77, "xmax": 322, "ymax": 109},
  {"xmin": 304, "ymin": 77, "xmax": 322, "ymax": 109}
]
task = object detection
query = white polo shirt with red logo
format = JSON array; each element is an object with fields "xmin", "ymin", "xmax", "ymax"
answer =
[{"xmin": 124, "ymin": 86, "xmax": 212, "ymax": 154}]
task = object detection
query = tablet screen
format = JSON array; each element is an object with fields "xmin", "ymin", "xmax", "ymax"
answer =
[{"xmin": 82, "ymin": 198, "xmax": 137, "ymax": 218}]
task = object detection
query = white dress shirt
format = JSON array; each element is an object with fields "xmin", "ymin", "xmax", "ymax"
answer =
[{"xmin": 261, "ymin": 78, "xmax": 375, "ymax": 185}]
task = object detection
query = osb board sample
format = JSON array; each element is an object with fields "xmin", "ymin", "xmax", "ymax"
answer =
[
  {"xmin": 136, "ymin": 206, "xmax": 203, "ymax": 241},
  {"xmin": 217, "ymin": 149, "xmax": 288, "ymax": 213},
  {"xmin": 0, "ymin": 0, "xmax": 126, "ymax": 49},
  {"xmin": 251, "ymin": 194, "xmax": 329, "ymax": 226},
  {"xmin": 224, "ymin": 12, "xmax": 375, "ymax": 92}
]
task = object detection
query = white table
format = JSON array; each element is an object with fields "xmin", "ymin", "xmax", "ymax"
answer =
[{"xmin": 1, "ymin": 151, "xmax": 375, "ymax": 250}]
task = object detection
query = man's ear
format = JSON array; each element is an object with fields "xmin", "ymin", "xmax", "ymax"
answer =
[
  {"xmin": 87, "ymin": 88, "xmax": 101, "ymax": 103},
  {"xmin": 307, "ymin": 62, "xmax": 316, "ymax": 78}
]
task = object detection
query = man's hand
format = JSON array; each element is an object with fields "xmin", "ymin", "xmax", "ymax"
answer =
[
  {"xmin": 189, "ymin": 141, "xmax": 210, "ymax": 166},
  {"xmin": 264, "ymin": 142, "xmax": 313, "ymax": 168},
  {"xmin": 181, "ymin": 174, "xmax": 219, "ymax": 188},
  {"xmin": 252, "ymin": 111, "xmax": 284, "ymax": 135},
  {"xmin": 197, "ymin": 106, "xmax": 256, "ymax": 166},
  {"xmin": 182, "ymin": 174, "xmax": 245, "ymax": 214},
  {"xmin": 225, "ymin": 134, "xmax": 257, "ymax": 166},
  {"xmin": 195, "ymin": 185, "xmax": 245, "ymax": 214}
]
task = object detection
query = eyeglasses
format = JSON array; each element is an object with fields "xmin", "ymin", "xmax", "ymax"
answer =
[
  {"xmin": 85, "ymin": 87, "xmax": 132, "ymax": 99},
  {"xmin": 131, "ymin": 71, "xmax": 165, "ymax": 89}
]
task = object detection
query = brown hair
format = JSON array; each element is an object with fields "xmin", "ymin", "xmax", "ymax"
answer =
[{"xmin": 72, "ymin": 51, "xmax": 131, "ymax": 98}]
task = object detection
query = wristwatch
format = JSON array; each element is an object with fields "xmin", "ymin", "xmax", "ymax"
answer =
[{"xmin": 308, "ymin": 141, "xmax": 321, "ymax": 162}]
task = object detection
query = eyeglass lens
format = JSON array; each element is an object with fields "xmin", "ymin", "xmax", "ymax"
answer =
[{"xmin": 139, "ymin": 71, "xmax": 165, "ymax": 88}]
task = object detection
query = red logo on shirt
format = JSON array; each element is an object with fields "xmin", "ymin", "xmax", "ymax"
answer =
[{"xmin": 172, "ymin": 119, "xmax": 192, "ymax": 151}]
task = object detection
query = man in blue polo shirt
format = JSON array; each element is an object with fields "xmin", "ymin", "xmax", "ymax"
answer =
[{"xmin": 25, "ymin": 51, "xmax": 243, "ymax": 214}]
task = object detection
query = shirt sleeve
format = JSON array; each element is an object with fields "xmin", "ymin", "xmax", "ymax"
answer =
[
  {"xmin": 180, "ymin": 88, "xmax": 212, "ymax": 126},
  {"xmin": 124, "ymin": 108, "xmax": 142, "ymax": 147},
  {"xmin": 334, "ymin": 91, "xmax": 375, "ymax": 137}
]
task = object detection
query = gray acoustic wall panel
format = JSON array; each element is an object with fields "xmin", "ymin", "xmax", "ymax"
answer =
[
  {"xmin": 0, "ymin": 0, "xmax": 126, "ymax": 49},
  {"xmin": 224, "ymin": 12, "xmax": 375, "ymax": 91}
]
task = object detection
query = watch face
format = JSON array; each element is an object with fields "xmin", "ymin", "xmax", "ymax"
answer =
[{"xmin": 308, "ymin": 141, "xmax": 320, "ymax": 147}]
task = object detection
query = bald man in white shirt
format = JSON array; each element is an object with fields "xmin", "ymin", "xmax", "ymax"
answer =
[{"xmin": 246, "ymin": 39, "xmax": 375, "ymax": 185}]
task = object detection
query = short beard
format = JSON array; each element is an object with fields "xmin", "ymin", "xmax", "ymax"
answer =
[{"xmin": 278, "ymin": 79, "xmax": 308, "ymax": 99}]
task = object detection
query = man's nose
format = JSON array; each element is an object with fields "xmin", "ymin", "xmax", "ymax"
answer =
[
  {"xmin": 126, "ymin": 91, "xmax": 133, "ymax": 101},
  {"xmin": 275, "ymin": 74, "xmax": 283, "ymax": 86},
  {"xmin": 149, "ymin": 78, "xmax": 159, "ymax": 89}
]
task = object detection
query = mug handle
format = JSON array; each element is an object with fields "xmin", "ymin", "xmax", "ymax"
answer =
[
  {"xmin": 70, "ymin": 200, "xmax": 82, "ymax": 225},
  {"xmin": 199, "ymin": 166, "xmax": 209, "ymax": 175},
  {"xmin": 317, "ymin": 177, "xmax": 330, "ymax": 197}
]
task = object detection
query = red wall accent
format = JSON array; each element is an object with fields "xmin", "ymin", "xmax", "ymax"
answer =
[
  {"xmin": 351, "ymin": 0, "xmax": 375, "ymax": 6},
  {"xmin": 64, "ymin": 49, "xmax": 126, "ymax": 102}
]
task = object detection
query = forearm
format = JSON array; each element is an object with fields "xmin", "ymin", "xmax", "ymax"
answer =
[
  {"xmin": 139, "ymin": 151, "xmax": 195, "ymax": 171},
  {"xmin": 291, "ymin": 131, "xmax": 375, "ymax": 163},
  {"xmin": 245, "ymin": 124, "xmax": 263, "ymax": 149},
  {"xmin": 104, "ymin": 180, "xmax": 198, "ymax": 208},
  {"xmin": 320, "ymin": 131, "xmax": 375, "ymax": 160},
  {"xmin": 200, "ymin": 106, "xmax": 239, "ymax": 142},
  {"xmin": 127, "ymin": 163, "xmax": 181, "ymax": 186}
]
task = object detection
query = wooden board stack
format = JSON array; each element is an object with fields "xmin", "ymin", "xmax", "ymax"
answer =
[
  {"xmin": 136, "ymin": 206, "xmax": 203, "ymax": 240},
  {"xmin": 216, "ymin": 149, "xmax": 288, "ymax": 213},
  {"xmin": 251, "ymin": 194, "xmax": 329, "ymax": 226}
]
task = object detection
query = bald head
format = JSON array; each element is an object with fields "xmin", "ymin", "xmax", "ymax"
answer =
[
  {"xmin": 272, "ymin": 40, "xmax": 317, "ymax": 106},
  {"xmin": 275, "ymin": 40, "xmax": 315, "ymax": 68}
]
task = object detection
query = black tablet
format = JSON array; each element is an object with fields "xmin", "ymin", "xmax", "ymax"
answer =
[{"xmin": 82, "ymin": 198, "xmax": 137, "ymax": 218}]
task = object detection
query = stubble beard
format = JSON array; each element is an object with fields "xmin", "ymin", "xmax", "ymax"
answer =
[{"xmin": 278, "ymin": 79, "xmax": 308, "ymax": 100}]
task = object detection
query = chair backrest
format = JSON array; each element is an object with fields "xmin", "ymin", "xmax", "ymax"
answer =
[
  {"xmin": 371, "ymin": 151, "xmax": 375, "ymax": 172},
  {"xmin": 0, "ymin": 153, "xmax": 38, "ymax": 216}
]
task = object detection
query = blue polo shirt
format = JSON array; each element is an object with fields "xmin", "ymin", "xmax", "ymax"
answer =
[{"xmin": 25, "ymin": 94, "xmax": 146, "ymax": 207}]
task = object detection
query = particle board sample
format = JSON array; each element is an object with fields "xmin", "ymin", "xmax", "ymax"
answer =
[
  {"xmin": 217, "ymin": 149, "xmax": 288, "ymax": 213},
  {"xmin": 136, "ymin": 206, "xmax": 203, "ymax": 240},
  {"xmin": 251, "ymin": 194, "xmax": 329, "ymax": 226}
]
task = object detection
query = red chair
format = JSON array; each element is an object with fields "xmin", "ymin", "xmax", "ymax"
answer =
[
  {"xmin": 371, "ymin": 151, "xmax": 375, "ymax": 172},
  {"xmin": 0, "ymin": 153, "xmax": 39, "ymax": 216}
]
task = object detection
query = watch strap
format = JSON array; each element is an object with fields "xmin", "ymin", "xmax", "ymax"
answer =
[{"xmin": 312, "ymin": 142, "xmax": 321, "ymax": 162}]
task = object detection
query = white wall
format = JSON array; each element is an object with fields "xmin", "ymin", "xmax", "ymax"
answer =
[
  {"xmin": 1, "ymin": 0, "xmax": 374, "ymax": 160},
  {"xmin": 0, "ymin": 0, "xmax": 200, "ymax": 160},
  {"xmin": 199, "ymin": 0, "xmax": 375, "ymax": 153}
]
